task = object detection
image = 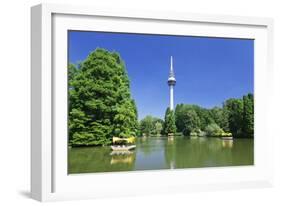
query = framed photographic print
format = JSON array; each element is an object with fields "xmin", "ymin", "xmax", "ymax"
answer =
[{"xmin": 31, "ymin": 3, "xmax": 274, "ymax": 201}]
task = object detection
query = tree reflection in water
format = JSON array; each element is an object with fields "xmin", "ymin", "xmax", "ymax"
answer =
[{"xmin": 164, "ymin": 136, "xmax": 253, "ymax": 169}]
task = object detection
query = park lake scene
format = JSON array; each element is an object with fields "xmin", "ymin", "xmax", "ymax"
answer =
[{"xmin": 68, "ymin": 32, "xmax": 254, "ymax": 174}]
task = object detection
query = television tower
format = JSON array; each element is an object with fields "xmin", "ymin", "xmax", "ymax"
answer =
[{"xmin": 168, "ymin": 56, "xmax": 176, "ymax": 110}]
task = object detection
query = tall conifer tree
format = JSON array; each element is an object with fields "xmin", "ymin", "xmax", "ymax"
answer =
[{"xmin": 68, "ymin": 48, "xmax": 138, "ymax": 146}]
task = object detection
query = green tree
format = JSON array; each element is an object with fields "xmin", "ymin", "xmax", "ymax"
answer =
[
  {"xmin": 155, "ymin": 121, "xmax": 163, "ymax": 136},
  {"xmin": 164, "ymin": 108, "xmax": 177, "ymax": 135},
  {"xmin": 68, "ymin": 108, "xmax": 89, "ymax": 145},
  {"xmin": 139, "ymin": 116, "xmax": 164, "ymax": 136},
  {"xmin": 175, "ymin": 94, "xmax": 253, "ymax": 138},
  {"xmin": 224, "ymin": 98, "xmax": 244, "ymax": 138},
  {"xmin": 187, "ymin": 105, "xmax": 213, "ymax": 130},
  {"xmin": 242, "ymin": 93, "xmax": 254, "ymax": 138},
  {"xmin": 68, "ymin": 48, "xmax": 138, "ymax": 146},
  {"xmin": 175, "ymin": 104, "xmax": 186, "ymax": 132},
  {"xmin": 181, "ymin": 110, "xmax": 201, "ymax": 136},
  {"xmin": 175, "ymin": 104, "xmax": 214, "ymax": 132},
  {"xmin": 151, "ymin": 118, "xmax": 164, "ymax": 135},
  {"xmin": 210, "ymin": 106, "xmax": 229, "ymax": 132},
  {"xmin": 113, "ymin": 100, "xmax": 138, "ymax": 138},
  {"xmin": 68, "ymin": 63, "xmax": 78, "ymax": 83},
  {"xmin": 139, "ymin": 115, "xmax": 154, "ymax": 136}
]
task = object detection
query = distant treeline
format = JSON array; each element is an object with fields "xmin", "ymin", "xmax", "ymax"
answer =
[{"xmin": 139, "ymin": 93, "xmax": 254, "ymax": 138}]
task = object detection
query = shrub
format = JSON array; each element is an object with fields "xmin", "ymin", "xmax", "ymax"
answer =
[{"xmin": 205, "ymin": 123, "xmax": 224, "ymax": 137}]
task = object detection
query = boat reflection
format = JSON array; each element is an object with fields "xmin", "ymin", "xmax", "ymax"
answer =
[
  {"xmin": 221, "ymin": 139, "xmax": 233, "ymax": 148},
  {"xmin": 110, "ymin": 151, "xmax": 135, "ymax": 165}
]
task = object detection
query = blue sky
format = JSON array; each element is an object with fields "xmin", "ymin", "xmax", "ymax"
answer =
[{"xmin": 68, "ymin": 31, "xmax": 254, "ymax": 120}]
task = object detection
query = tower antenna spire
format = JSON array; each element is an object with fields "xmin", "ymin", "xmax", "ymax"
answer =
[{"xmin": 170, "ymin": 56, "xmax": 174, "ymax": 77}]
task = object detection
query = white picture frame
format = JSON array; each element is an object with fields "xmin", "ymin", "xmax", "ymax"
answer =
[{"xmin": 31, "ymin": 3, "xmax": 274, "ymax": 202}]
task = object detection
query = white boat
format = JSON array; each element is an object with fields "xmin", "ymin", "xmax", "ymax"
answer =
[{"xmin": 110, "ymin": 145, "xmax": 136, "ymax": 151}]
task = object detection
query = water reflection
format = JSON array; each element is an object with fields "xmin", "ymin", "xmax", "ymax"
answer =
[
  {"xmin": 68, "ymin": 136, "xmax": 253, "ymax": 174},
  {"xmin": 110, "ymin": 151, "xmax": 135, "ymax": 165},
  {"xmin": 163, "ymin": 137, "xmax": 253, "ymax": 169},
  {"xmin": 68, "ymin": 146, "xmax": 136, "ymax": 173},
  {"xmin": 222, "ymin": 140, "xmax": 233, "ymax": 148}
]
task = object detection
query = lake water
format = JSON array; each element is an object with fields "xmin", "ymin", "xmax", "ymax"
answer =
[{"xmin": 68, "ymin": 136, "xmax": 254, "ymax": 174}]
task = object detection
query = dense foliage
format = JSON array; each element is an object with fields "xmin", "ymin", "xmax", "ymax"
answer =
[
  {"xmin": 205, "ymin": 123, "xmax": 223, "ymax": 136},
  {"xmin": 139, "ymin": 115, "xmax": 164, "ymax": 136},
  {"xmin": 242, "ymin": 94, "xmax": 254, "ymax": 138},
  {"xmin": 174, "ymin": 93, "xmax": 254, "ymax": 138},
  {"xmin": 181, "ymin": 109, "xmax": 201, "ymax": 136},
  {"xmin": 68, "ymin": 48, "xmax": 138, "ymax": 146},
  {"xmin": 132, "ymin": 93, "xmax": 253, "ymax": 139},
  {"xmin": 155, "ymin": 122, "xmax": 163, "ymax": 136},
  {"xmin": 224, "ymin": 93, "xmax": 254, "ymax": 138},
  {"xmin": 163, "ymin": 108, "xmax": 177, "ymax": 135}
]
